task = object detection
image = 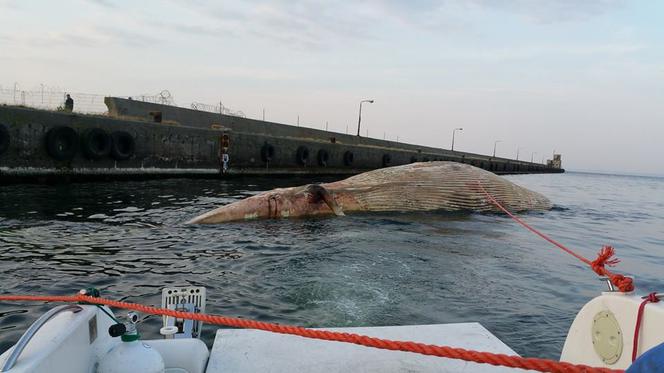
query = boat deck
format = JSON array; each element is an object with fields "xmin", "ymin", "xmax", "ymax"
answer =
[{"xmin": 207, "ymin": 323, "xmax": 529, "ymax": 372}]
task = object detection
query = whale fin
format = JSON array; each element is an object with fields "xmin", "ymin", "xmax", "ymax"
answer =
[{"xmin": 306, "ymin": 184, "xmax": 345, "ymax": 216}]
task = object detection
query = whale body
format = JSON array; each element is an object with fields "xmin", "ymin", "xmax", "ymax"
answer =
[{"xmin": 188, "ymin": 161, "xmax": 552, "ymax": 224}]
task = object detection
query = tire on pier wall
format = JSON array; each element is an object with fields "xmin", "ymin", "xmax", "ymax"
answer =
[
  {"xmin": 110, "ymin": 131, "xmax": 135, "ymax": 161},
  {"xmin": 261, "ymin": 143, "xmax": 275, "ymax": 163},
  {"xmin": 81, "ymin": 128, "xmax": 111, "ymax": 160},
  {"xmin": 296, "ymin": 146, "xmax": 309, "ymax": 166},
  {"xmin": 382, "ymin": 153, "xmax": 391, "ymax": 167},
  {"xmin": 0, "ymin": 123, "xmax": 9, "ymax": 156},
  {"xmin": 46, "ymin": 126, "xmax": 78, "ymax": 161},
  {"xmin": 317, "ymin": 149, "xmax": 329, "ymax": 167},
  {"xmin": 343, "ymin": 151, "xmax": 354, "ymax": 166}
]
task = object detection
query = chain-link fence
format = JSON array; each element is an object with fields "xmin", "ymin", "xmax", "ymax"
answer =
[
  {"xmin": 0, "ymin": 85, "xmax": 109, "ymax": 114},
  {"xmin": 0, "ymin": 85, "xmax": 248, "ymax": 119},
  {"xmin": 191, "ymin": 101, "xmax": 246, "ymax": 118}
]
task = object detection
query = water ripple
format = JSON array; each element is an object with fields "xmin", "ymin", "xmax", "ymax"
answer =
[{"xmin": 0, "ymin": 173, "xmax": 663, "ymax": 359}]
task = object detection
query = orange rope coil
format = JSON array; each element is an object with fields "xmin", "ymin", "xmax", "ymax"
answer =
[{"xmin": 0, "ymin": 293, "xmax": 621, "ymax": 373}]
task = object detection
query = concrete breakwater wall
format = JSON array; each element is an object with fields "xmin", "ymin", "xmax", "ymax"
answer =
[{"xmin": 0, "ymin": 100, "xmax": 562, "ymax": 183}]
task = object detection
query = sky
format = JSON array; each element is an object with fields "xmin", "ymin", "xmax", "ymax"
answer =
[{"xmin": 1, "ymin": 0, "xmax": 662, "ymax": 175}]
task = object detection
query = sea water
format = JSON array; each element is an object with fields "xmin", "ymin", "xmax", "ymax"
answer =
[{"xmin": 0, "ymin": 172, "xmax": 663, "ymax": 359}]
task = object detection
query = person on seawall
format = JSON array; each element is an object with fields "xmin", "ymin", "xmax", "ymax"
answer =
[{"xmin": 64, "ymin": 94, "xmax": 74, "ymax": 112}]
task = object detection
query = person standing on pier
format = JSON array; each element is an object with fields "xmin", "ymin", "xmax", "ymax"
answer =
[{"xmin": 64, "ymin": 94, "xmax": 74, "ymax": 112}]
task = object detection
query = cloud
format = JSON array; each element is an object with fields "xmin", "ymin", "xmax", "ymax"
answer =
[
  {"xmin": 1, "ymin": 24, "xmax": 162, "ymax": 50},
  {"xmin": 470, "ymin": 0, "xmax": 624, "ymax": 23},
  {"xmin": 0, "ymin": 0, "xmax": 19, "ymax": 10},
  {"xmin": 164, "ymin": 1, "xmax": 381, "ymax": 49},
  {"xmin": 87, "ymin": 0, "xmax": 116, "ymax": 8},
  {"xmin": 449, "ymin": 43, "xmax": 645, "ymax": 62},
  {"xmin": 95, "ymin": 25, "xmax": 163, "ymax": 47},
  {"xmin": 153, "ymin": 0, "xmax": 624, "ymax": 50}
]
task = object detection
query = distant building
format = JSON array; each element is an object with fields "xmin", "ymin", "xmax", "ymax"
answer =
[{"xmin": 546, "ymin": 154, "xmax": 562, "ymax": 169}]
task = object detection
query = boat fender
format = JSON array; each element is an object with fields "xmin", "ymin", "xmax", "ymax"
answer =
[
  {"xmin": 110, "ymin": 131, "xmax": 135, "ymax": 160},
  {"xmin": 0, "ymin": 123, "xmax": 9, "ymax": 156},
  {"xmin": 296, "ymin": 146, "xmax": 309, "ymax": 166},
  {"xmin": 45, "ymin": 126, "xmax": 78, "ymax": 161},
  {"xmin": 261, "ymin": 143, "xmax": 275, "ymax": 163},
  {"xmin": 317, "ymin": 149, "xmax": 329, "ymax": 167},
  {"xmin": 627, "ymin": 342, "xmax": 664, "ymax": 372},
  {"xmin": 81, "ymin": 128, "xmax": 111, "ymax": 160},
  {"xmin": 343, "ymin": 151, "xmax": 354, "ymax": 166},
  {"xmin": 382, "ymin": 153, "xmax": 391, "ymax": 167}
]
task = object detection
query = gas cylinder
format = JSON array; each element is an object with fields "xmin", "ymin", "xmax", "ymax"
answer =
[
  {"xmin": 98, "ymin": 339, "xmax": 165, "ymax": 373},
  {"xmin": 98, "ymin": 312, "xmax": 165, "ymax": 373}
]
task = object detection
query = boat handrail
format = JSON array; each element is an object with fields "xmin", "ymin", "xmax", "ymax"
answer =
[{"xmin": 1, "ymin": 304, "xmax": 83, "ymax": 372}]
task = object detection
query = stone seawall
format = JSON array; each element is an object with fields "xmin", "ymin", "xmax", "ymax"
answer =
[{"xmin": 0, "ymin": 102, "xmax": 563, "ymax": 183}]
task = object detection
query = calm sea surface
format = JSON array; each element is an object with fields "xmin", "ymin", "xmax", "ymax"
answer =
[{"xmin": 1, "ymin": 171, "xmax": 663, "ymax": 359}]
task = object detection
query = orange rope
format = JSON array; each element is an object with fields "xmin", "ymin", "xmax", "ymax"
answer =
[
  {"xmin": 477, "ymin": 181, "xmax": 634, "ymax": 292},
  {"xmin": 0, "ymin": 293, "xmax": 621, "ymax": 373}
]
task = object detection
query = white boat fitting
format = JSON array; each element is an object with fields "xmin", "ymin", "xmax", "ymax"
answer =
[{"xmin": 1, "ymin": 286, "xmax": 663, "ymax": 373}]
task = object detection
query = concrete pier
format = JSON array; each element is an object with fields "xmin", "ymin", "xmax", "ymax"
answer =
[{"xmin": 0, "ymin": 98, "xmax": 563, "ymax": 183}]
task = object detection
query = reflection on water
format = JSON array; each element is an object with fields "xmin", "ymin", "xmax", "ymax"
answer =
[{"xmin": 1, "ymin": 172, "xmax": 663, "ymax": 359}]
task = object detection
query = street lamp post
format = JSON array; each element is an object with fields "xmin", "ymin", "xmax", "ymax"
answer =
[
  {"xmin": 493, "ymin": 140, "xmax": 502, "ymax": 157},
  {"xmin": 451, "ymin": 127, "xmax": 463, "ymax": 151},
  {"xmin": 516, "ymin": 146, "xmax": 525, "ymax": 161},
  {"xmin": 357, "ymin": 99, "xmax": 374, "ymax": 136}
]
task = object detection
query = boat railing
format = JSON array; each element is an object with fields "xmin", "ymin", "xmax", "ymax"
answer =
[{"xmin": 1, "ymin": 304, "xmax": 83, "ymax": 372}]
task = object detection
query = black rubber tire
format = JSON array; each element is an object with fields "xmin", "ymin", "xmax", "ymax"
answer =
[
  {"xmin": 110, "ymin": 131, "xmax": 135, "ymax": 160},
  {"xmin": 45, "ymin": 126, "xmax": 78, "ymax": 161},
  {"xmin": 0, "ymin": 123, "xmax": 9, "ymax": 156},
  {"xmin": 296, "ymin": 146, "xmax": 309, "ymax": 166},
  {"xmin": 81, "ymin": 128, "xmax": 111, "ymax": 160},
  {"xmin": 261, "ymin": 143, "xmax": 275, "ymax": 163},
  {"xmin": 382, "ymin": 153, "xmax": 391, "ymax": 167},
  {"xmin": 317, "ymin": 149, "xmax": 329, "ymax": 167},
  {"xmin": 343, "ymin": 151, "xmax": 354, "ymax": 166}
]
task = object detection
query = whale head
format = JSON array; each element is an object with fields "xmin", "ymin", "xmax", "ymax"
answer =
[{"xmin": 187, "ymin": 184, "xmax": 344, "ymax": 224}]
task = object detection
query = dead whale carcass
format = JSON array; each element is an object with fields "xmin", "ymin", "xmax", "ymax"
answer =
[{"xmin": 187, "ymin": 161, "xmax": 552, "ymax": 224}]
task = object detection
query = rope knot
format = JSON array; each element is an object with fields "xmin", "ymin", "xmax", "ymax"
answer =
[
  {"xmin": 643, "ymin": 292, "xmax": 660, "ymax": 303},
  {"xmin": 608, "ymin": 274, "xmax": 634, "ymax": 293},
  {"xmin": 590, "ymin": 246, "xmax": 620, "ymax": 275}
]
